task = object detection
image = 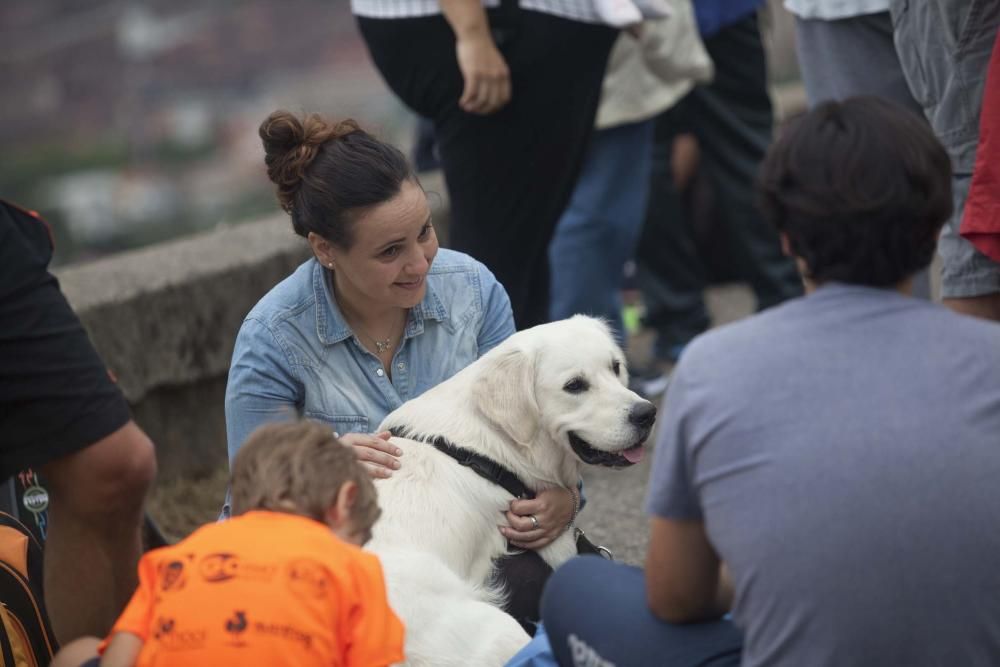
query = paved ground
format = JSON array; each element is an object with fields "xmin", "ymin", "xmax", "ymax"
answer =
[{"xmin": 576, "ymin": 284, "xmax": 755, "ymax": 565}]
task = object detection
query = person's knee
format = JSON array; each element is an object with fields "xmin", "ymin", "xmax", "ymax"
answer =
[
  {"xmin": 44, "ymin": 420, "xmax": 157, "ymax": 522},
  {"xmin": 541, "ymin": 556, "xmax": 608, "ymax": 621},
  {"xmin": 49, "ymin": 636, "xmax": 101, "ymax": 667}
]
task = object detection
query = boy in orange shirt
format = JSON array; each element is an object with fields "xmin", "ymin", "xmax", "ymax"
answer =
[{"xmin": 52, "ymin": 420, "xmax": 405, "ymax": 667}]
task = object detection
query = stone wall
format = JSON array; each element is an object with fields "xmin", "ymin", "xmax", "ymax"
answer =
[{"xmin": 56, "ymin": 215, "xmax": 310, "ymax": 480}]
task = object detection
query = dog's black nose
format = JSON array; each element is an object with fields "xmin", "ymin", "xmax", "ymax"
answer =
[{"xmin": 628, "ymin": 401, "xmax": 657, "ymax": 429}]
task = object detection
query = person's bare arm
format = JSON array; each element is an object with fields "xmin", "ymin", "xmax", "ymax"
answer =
[
  {"xmin": 100, "ymin": 632, "xmax": 143, "ymax": 667},
  {"xmin": 645, "ymin": 516, "xmax": 732, "ymax": 623},
  {"xmin": 439, "ymin": 0, "xmax": 511, "ymax": 114}
]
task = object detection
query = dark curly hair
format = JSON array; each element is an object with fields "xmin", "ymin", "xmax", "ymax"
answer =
[
  {"xmin": 758, "ymin": 96, "xmax": 953, "ymax": 287},
  {"xmin": 259, "ymin": 110, "xmax": 415, "ymax": 248}
]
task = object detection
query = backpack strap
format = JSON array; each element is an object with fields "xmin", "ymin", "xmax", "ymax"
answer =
[{"xmin": 0, "ymin": 514, "xmax": 57, "ymax": 664}]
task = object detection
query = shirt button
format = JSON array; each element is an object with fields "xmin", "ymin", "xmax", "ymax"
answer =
[
  {"xmin": 397, "ymin": 362, "xmax": 405, "ymax": 370},
  {"xmin": 375, "ymin": 368, "xmax": 384, "ymax": 377}
]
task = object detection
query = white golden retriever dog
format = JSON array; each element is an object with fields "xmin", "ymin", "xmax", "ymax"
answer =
[{"xmin": 368, "ymin": 316, "xmax": 656, "ymax": 666}]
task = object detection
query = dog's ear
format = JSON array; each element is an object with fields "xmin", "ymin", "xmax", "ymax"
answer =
[{"xmin": 472, "ymin": 346, "xmax": 539, "ymax": 446}]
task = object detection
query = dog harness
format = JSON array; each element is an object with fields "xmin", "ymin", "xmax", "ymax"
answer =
[
  {"xmin": 386, "ymin": 426, "xmax": 535, "ymax": 500},
  {"xmin": 385, "ymin": 427, "xmax": 612, "ymax": 559}
]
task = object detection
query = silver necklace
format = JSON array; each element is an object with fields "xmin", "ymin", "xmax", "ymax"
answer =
[
  {"xmin": 353, "ymin": 320, "xmax": 400, "ymax": 355},
  {"xmin": 369, "ymin": 333, "xmax": 393, "ymax": 354}
]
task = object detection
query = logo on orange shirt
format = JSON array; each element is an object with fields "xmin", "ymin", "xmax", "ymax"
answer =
[
  {"xmin": 158, "ymin": 560, "xmax": 188, "ymax": 592},
  {"xmin": 199, "ymin": 553, "xmax": 277, "ymax": 583},
  {"xmin": 221, "ymin": 610, "xmax": 315, "ymax": 652},
  {"xmin": 152, "ymin": 617, "xmax": 207, "ymax": 651},
  {"xmin": 225, "ymin": 610, "xmax": 249, "ymax": 647},
  {"xmin": 252, "ymin": 621, "xmax": 314, "ymax": 652},
  {"xmin": 285, "ymin": 559, "xmax": 328, "ymax": 599}
]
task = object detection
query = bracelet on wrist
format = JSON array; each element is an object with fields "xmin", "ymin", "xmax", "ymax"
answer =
[{"xmin": 566, "ymin": 486, "xmax": 580, "ymax": 532}]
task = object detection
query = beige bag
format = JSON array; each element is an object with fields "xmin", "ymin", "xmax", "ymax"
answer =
[{"xmin": 596, "ymin": 0, "xmax": 715, "ymax": 128}]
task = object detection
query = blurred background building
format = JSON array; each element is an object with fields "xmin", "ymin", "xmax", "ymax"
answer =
[
  {"xmin": 0, "ymin": 0, "xmax": 798, "ymax": 266},
  {"xmin": 0, "ymin": 0, "xmax": 413, "ymax": 264}
]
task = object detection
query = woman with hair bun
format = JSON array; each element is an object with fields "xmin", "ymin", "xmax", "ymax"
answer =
[{"xmin": 225, "ymin": 110, "xmax": 578, "ymax": 631}]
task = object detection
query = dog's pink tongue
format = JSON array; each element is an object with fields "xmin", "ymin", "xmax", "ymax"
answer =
[{"xmin": 622, "ymin": 446, "xmax": 645, "ymax": 463}]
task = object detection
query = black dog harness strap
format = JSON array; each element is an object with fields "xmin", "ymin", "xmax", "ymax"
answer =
[{"xmin": 387, "ymin": 426, "xmax": 536, "ymax": 500}]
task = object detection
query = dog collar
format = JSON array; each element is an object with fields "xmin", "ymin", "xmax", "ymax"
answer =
[{"xmin": 387, "ymin": 426, "xmax": 535, "ymax": 500}]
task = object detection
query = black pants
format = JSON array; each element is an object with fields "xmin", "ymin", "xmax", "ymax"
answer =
[
  {"xmin": 495, "ymin": 532, "xmax": 609, "ymax": 635},
  {"xmin": 637, "ymin": 15, "xmax": 802, "ymax": 358},
  {"xmin": 357, "ymin": 11, "xmax": 616, "ymax": 329},
  {"xmin": 496, "ymin": 550, "xmax": 551, "ymax": 635}
]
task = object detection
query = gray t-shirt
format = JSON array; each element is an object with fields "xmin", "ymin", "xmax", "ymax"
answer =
[{"xmin": 647, "ymin": 283, "xmax": 1000, "ymax": 667}]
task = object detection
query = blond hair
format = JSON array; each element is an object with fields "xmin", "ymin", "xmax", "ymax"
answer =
[{"xmin": 230, "ymin": 420, "xmax": 379, "ymax": 532}]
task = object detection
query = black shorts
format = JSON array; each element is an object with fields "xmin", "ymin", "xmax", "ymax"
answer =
[{"xmin": 0, "ymin": 202, "xmax": 131, "ymax": 479}]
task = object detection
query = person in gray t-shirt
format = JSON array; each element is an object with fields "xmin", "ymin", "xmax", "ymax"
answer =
[{"xmin": 539, "ymin": 97, "xmax": 1000, "ymax": 667}]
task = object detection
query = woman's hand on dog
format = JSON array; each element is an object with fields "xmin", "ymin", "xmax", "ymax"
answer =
[
  {"xmin": 340, "ymin": 431, "xmax": 402, "ymax": 478},
  {"xmin": 501, "ymin": 487, "xmax": 577, "ymax": 549}
]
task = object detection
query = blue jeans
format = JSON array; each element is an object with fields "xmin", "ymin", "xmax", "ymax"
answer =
[
  {"xmin": 540, "ymin": 556, "xmax": 742, "ymax": 667},
  {"xmin": 548, "ymin": 120, "xmax": 655, "ymax": 343}
]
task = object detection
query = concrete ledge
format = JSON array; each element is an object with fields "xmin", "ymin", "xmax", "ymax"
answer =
[
  {"xmin": 57, "ymin": 215, "xmax": 310, "ymax": 404},
  {"xmin": 56, "ymin": 215, "xmax": 311, "ymax": 480}
]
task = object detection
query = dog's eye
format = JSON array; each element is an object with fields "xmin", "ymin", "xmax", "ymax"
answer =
[
  {"xmin": 612, "ymin": 360, "xmax": 621, "ymax": 375},
  {"xmin": 563, "ymin": 378, "xmax": 589, "ymax": 394}
]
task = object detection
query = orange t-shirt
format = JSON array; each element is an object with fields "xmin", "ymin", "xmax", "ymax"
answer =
[{"xmin": 105, "ymin": 511, "xmax": 405, "ymax": 667}]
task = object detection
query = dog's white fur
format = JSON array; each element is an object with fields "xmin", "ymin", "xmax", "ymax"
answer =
[{"xmin": 368, "ymin": 316, "xmax": 655, "ymax": 666}]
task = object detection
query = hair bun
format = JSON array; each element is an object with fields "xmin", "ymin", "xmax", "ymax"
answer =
[{"xmin": 259, "ymin": 110, "xmax": 360, "ymax": 213}]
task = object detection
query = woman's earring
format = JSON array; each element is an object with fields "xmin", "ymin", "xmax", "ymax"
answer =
[{"xmin": 327, "ymin": 262, "xmax": 334, "ymax": 269}]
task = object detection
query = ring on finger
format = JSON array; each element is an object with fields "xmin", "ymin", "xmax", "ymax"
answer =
[{"xmin": 529, "ymin": 514, "xmax": 539, "ymax": 530}]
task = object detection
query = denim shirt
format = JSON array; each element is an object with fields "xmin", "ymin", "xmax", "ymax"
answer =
[{"xmin": 225, "ymin": 248, "xmax": 516, "ymax": 464}]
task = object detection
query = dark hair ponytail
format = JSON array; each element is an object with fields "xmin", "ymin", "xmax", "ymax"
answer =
[{"xmin": 259, "ymin": 110, "xmax": 415, "ymax": 247}]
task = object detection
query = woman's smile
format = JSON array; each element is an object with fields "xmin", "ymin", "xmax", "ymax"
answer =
[{"xmin": 393, "ymin": 276, "xmax": 425, "ymax": 291}]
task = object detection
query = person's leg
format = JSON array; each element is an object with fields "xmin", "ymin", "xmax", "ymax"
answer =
[
  {"xmin": 689, "ymin": 14, "xmax": 803, "ymax": 312},
  {"xmin": 49, "ymin": 637, "xmax": 101, "ymax": 667},
  {"xmin": 411, "ymin": 116, "xmax": 441, "ymax": 173},
  {"xmin": 495, "ymin": 550, "xmax": 554, "ymax": 635},
  {"xmin": 943, "ymin": 23, "xmax": 1000, "ymax": 320},
  {"xmin": 358, "ymin": 12, "xmax": 617, "ymax": 329},
  {"xmin": 42, "ymin": 421, "xmax": 156, "ymax": 641},
  {"xmin": 793, "ymin": 11, "xmax": 932, "ymax": 299},
  {"xmin": 0, "ymin": 202, "xmax": 157, "ymax": 642},
  {"xmin": 549, "ymin": 120, "xmax": 655, "ymax": 342},
  {"xmin": 438, "ymin": 13, "xmax": 617, "ymax": 329},
  {"xmin": 542, "ymin": 556, "xmax": 742, "ymax": 667},
  {"xmin": 794, "ymin": 13, "xmax": 922, "ymax": 114},
  {"xmin": 942, "ymin": 167, "xmax": 1000, "ymax": 320},
  {"xmin": 637, "ymin": 103, "xmax": 711, "ymax": 363},
  {"xmin": 892, "ymin": 0, "xmax": 1000, "ymax": 319}
]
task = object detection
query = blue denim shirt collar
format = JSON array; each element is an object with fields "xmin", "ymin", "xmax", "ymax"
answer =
[{"xmin": 311, "ymin": 259, "xmax": 449, "ymax": 346}]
